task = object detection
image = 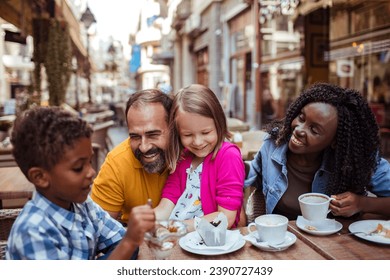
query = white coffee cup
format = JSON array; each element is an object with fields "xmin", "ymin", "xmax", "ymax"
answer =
[
  {"xmin": 298, "ymin": 192, "xmax": 335, "ymax": 221},
  {"xmin": 247, "ymin": 214, "xmax": 288, "ymax": 245}
]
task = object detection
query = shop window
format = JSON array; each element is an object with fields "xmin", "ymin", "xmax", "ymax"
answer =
[
  {"xmin": 231, "ymin": 30, "xmax": 252, "ymax": 53},
  {"xmin": 229, "ymin": 8, "xmax": 252, "ymax": 53},
  {"xmin": 229, "ymin": 53, "xmax": 252, "ymax": 121},
  {"xmin": 330, "ymin": 10, "xmax": 349, "ymax": 40},
  {"xmin": 261, "ymin": 38, "xmax": 272, "ymax": 56},
  {"xmin": 276, "ymin": 16, "xmax": 288, "ymax": 31},
  {"xmin": 352, "ymin": 2, "xmax": 390, "ymax": 34}
]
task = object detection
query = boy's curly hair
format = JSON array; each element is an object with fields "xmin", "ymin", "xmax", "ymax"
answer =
[
  {"xmin": 266, "ymin": 83, "xmax": 380, "ymax": 195},
  {"xmin": 11, "ymin": 106, "xmax": 93, "ymax": 177}
]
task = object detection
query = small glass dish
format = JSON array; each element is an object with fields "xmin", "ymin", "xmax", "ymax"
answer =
[{"xmin": 144, "ymin": 220, "xmax": 187, "ymax": 259}]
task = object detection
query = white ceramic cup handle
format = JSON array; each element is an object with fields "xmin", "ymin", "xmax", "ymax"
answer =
[
  {"xmin": 327, "ymin": 197, "xmax": 336, "ymax": 214},
  {"xmin": 247, "ymin": 222, "xmax": 257, "ymax": 234}
]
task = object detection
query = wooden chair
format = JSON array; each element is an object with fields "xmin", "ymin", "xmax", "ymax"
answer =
[
  {"xmin": 0, "ymin": 208, "xmax": 22, "ymax": 259},
  {"xmin": 244, "ymin": 186, "xmax": 266, "ymax": 224},
  {"xmin": 91, "ymin": 143, "xmax": 102, "ymax": 174},
  {"xmin": 91, "ymin": 120, "xmax": 115, "ymax": 155}
]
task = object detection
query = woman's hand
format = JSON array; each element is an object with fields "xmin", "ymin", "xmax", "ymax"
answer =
[{"xmin": 330, "ymin": 191, "xmax": 362, "ymax": 217}]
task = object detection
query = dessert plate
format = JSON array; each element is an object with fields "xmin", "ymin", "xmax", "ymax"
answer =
[
  {"xmin": 348, "ymin": 220, "xmax": 390, "ymax": 245},
  {"xmin": 244, "ymin": 231, "xmax": 296, "ymax": 252},
  {"xmin": 296, "ymin": 215, "xmax": 342, "ymax": 236},
  {"xmin": 179, "ymin": 230, "xmax": 245, "ymax": 255}
]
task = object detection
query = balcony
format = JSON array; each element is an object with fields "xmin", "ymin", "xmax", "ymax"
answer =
[{"xmin": 172, "ymin": 0, "xmax": 191, "ymax": 30}]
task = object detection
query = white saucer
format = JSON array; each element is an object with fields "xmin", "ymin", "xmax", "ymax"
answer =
[
  {"xmin": 296, "ymin": 216, "xmax": 342, "ymax": 236},
  {"xmin": 244, "ymin": 231, "xmax": 296, "ymax": 252},
  {"xmin": 179, "ymin": 230, "xmax": 246, "ymax": 256}
]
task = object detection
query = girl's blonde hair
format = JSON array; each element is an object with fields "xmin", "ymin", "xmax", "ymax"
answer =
[{"xmin": 166, "ymin": 84, "xmax": 232, "ymax": 172}]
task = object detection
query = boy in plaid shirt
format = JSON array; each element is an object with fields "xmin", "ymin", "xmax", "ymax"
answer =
[{"xmin": 6, "ymin": 107, "xmax": 154, "ymax": 259}]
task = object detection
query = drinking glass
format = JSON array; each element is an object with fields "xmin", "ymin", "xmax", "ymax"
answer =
[{"xmin": 144, "ymin": 220, "xmax": 187, "ymax": 259}]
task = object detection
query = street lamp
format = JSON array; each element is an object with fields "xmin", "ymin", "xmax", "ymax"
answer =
[{"xmin": 80, "ymin": 5, "xmax": 96, "ymax": 104}]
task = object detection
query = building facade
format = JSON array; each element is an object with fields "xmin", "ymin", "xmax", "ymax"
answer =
[
  {"xmin": 154, "ymin": 0, "xmax": 389, "ymax": 131},
  {"xmin": 130, "ymin": 0, "xmax": 172, "ymax": 92}
]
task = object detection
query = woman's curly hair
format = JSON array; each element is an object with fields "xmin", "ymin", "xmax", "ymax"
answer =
[
  {"xmin": 11, "ymin": 106, "xmax": 93, "ymax": 177},
  {"xmin": 265, "ymin": 83, "xmax": 380, "ymax": 195}
]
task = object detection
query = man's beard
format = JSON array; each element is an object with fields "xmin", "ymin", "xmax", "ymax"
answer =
[{"xmin": 134, "ymin": 147, "xmax": 166, "ymax": 173}]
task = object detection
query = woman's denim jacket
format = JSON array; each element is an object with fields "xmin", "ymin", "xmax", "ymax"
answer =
[{"xmin": 244, "ymin": 134, "xmax": 390, "ymax": 214}]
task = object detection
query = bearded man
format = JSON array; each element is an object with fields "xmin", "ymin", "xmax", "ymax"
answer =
[{"xmin": 91, "ymin": 89, "xmax": 172, "ymax": 222}]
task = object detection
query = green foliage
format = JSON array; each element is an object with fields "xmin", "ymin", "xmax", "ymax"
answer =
[{"xmin": 32, "ymin": 18, "xmax": 72, "ymax": 106}]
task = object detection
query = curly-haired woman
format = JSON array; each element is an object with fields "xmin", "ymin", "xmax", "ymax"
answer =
[{"xmin": 245, "ymin": 83, "xmax": 390, "ymax": 220}]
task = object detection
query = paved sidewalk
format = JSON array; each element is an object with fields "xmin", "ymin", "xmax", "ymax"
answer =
[{"xmin": 108, "ymin": 126, "xmax": 128, "ymax": 148}]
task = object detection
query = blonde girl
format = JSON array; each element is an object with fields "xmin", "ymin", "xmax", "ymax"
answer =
[{"xmin": 154, "ymin": 84, "xmax": 245, "ymax": 231}]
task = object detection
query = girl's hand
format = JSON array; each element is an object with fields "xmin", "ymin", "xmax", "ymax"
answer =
[{"xmin": 330, "ymin": 191, "xmax": 362, "ymax": 217}]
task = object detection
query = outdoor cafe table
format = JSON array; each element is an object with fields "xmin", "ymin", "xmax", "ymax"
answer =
[
  {"xmin": 138, "ymin": 219, "xmax": 390, "ymax": 260},
  {"xmin": 138, "ymin": 225, "xmax": 327, "ymax": 260},
  {"xmin": 1, "ymin": 165, "xmax": 388, "ymax": 260},
  {"xmin": 288, "ymin": 217, "xmax": 390, "ymax": 260},
  {"xmin": 0, "ymin": 166, "xmax": 34, "ymax": 208}
]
